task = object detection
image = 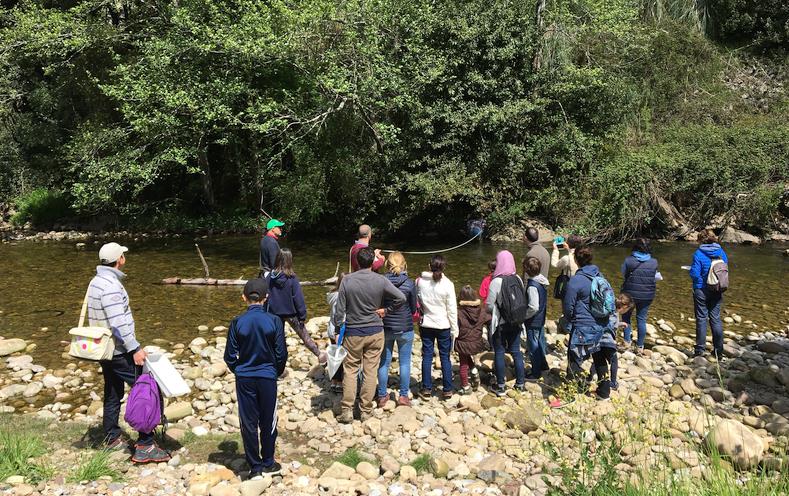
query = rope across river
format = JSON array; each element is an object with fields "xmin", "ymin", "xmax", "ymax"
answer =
[{"xmin": 380, "ymin": 230, "xmax": 483, "ymax": 255}]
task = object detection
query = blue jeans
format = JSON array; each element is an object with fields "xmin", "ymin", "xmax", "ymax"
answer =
[
  {"xmin": 493, "ymin": 323, "xmax": 525, "ymax": 387},
  {"xmin": 377, "ymin": 329, "xmax": 414, "ymax": 398},
  {"xmin": 622, "ymin": 298, "xmax": 653, "ymax": 348},
  {"xmin": 693, "ymin": 288, "xmax": 723, "ymax": 356},
  {"xmin": 525, "ymin": 327, "xmax": 548, "ymax": 377},
  {"xmin": 420, "ymin": 327, "xmax": 453, "ymax": 393}
]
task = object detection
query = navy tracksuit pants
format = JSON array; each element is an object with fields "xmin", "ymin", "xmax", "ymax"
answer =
[{"xmin": 236, "ymin": 376, "xmax": 278, "ymax": 472}]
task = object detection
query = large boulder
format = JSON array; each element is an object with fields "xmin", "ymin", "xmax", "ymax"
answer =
[
  {"xmin": 719, "ymin": 227, "xmax": 760, "ymax": 245},
  {"xmin": 0, "ymin": 339, "xmax": 27, "ymax": 357},
  {"xmin": 706, "ymin": 419, "xmax": 764, "ymax": 469}
]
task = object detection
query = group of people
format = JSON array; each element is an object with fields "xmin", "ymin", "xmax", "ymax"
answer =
[{"xmin": 81, "ymin": 222, "xmax": 729, "ymax": 480}]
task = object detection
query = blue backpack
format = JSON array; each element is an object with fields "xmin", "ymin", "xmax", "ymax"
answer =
[{"xmin": 587, "ymin": 274, "xmax": 616, "ymax": 319}]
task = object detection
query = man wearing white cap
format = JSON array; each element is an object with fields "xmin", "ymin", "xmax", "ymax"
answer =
[{"xmin": 86, "ymin": 242, "xmax": 170, "ymax": 464}]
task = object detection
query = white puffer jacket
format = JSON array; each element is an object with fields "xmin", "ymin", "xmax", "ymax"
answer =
[{"xmin": 417, "ymin": 271, "xmax": 459, "ymax": 337}]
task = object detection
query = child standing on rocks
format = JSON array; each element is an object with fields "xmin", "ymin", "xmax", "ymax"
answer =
[
  {"xmin": 522, "ymin": 257, "xmax": 550, "ymax": 380},
  {"xmin": 224, "ymin": 278, "xmax": 288, "ymax": 479},
  {"xmin": 455, "ymin": 285, "xmax": 490, "ymax": 394},
  {"xmin": 591, "ymin": 293, "xmax": 633, "ymax": 399}
]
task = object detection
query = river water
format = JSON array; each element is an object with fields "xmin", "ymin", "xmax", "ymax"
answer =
[{"xmin": 0, "ymin": 236, "xmax": 786, "ymax": 368}]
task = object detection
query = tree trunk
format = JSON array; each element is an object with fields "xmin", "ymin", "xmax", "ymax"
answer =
[
  {"xmin": 532, "ymin": 0, "xmax": 547, "ymax": 72},
  {"xmin": 197, "ymin": 146, "xmax": 216, "ymax": 210}
]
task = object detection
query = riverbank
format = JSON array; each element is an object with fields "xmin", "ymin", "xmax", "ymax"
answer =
[{"xmin": 0, "ymin": 312, "xmax": 787, "ymax": 495}]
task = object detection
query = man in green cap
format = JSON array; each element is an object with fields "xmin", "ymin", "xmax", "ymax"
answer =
[{"xmin": 260, "ymin": 219, "xmax": 285, "ymax": 277}]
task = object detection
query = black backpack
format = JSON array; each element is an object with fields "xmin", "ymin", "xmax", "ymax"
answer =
[{"xmin": 497, "ymin": 275, "xmax": 529, "ymax": 325}]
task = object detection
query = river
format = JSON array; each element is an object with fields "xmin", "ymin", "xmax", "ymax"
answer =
[{"xmin": 0, "ymin": 236, "xmax": 786, "ymax": 368}]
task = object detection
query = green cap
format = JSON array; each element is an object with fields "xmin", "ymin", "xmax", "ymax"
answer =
[{"xmin": 266, "ymin": 218, "xmax": 285, "ymax": 230}]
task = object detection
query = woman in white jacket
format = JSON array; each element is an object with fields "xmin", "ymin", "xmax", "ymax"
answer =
[{"xmin": 417, "ymin": 255, "xmax": 458, "ymax": 399}]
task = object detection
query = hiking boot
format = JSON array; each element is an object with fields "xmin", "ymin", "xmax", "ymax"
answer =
[
  {"xmin": 104, "ymin": 437, "xmax": 129, "ymax": 452},
  {"xmin": 131, "ymin": 444, "xmax": 170, "ymax": 464},
  {"xmin": 513, "ymin": 383, "xmax": 526, "ymax": 392},
  {"xmin": 398, "ymin": 395, "xmax": 412, "ymax": 407},
  {"xmin": 248, "ymin": 471, "xmax": 263, "ymax": 481},
  {"xmin": 458, "ymin": 385, "xmax": 472, "ymax": 395},
  {"xmin": 376, "ymin": 395, "xmax": 389, "ymax": 409},
  {"xmin": 260, "ymin": 461, "xmax": 282, "ymax": 476},
  {"xmin": 419, "ymin": 388, "xmax": 432, "ymax": 400},
  {"xmin": 524, "ymin": 373, "xmax": 541, "ymax": 382},
  {"xmin": 441, "ymin": 390, "xmax": 453, "ymax": 400},
  {"xmin": 469, "ymin": 369, "xmax": 480, "ymax": 390},
  {"xmin": 635, "ymin": 347, "xmax": 645, "ymax": 356},
  {"xmin": 337, "ymin": 410, "xmax": 354, "ymax": 424},
  {"xmin": 359, "ymin": 412, "xmax": 372, "ymax": 423},
  {"xmin": 491, "ymin": 384, "xmax": 506, "ymax": 397}
]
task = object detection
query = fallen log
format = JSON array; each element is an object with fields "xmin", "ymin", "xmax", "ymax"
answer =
[
  {"xmin": 161, "ymin": 276, "xmax": 338, "ymax": 287},
  {"xmin": 162, "ymin": 262, "xmax": 340, "ymax": 287}
]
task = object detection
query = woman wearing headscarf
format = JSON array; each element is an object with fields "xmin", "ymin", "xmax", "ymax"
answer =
[{"xmin": 485, "ymin": 250, "xmax": 526, "ymax": 396}]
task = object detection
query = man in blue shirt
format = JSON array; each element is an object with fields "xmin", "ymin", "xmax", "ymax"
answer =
[{"xmin": 224, "ymin": 278, "xmax": 288, "ymax": 478}]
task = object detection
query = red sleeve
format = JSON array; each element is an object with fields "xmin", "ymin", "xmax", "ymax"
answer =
[
  {"xmin": 479, "ymin": 274, "xmax": 492, "ymax": 300},
  {"xmin": 372, "ymin": 257, "xmax": 385, "ymax": 272}
]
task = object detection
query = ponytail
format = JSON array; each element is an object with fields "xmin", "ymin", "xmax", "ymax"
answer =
[{"xmin": 430, "ymin": 255, "xmax": 446, "ymax": 282}]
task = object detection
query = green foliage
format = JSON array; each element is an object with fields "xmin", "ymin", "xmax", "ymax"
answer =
[
  {"xmin": 335, "ymin": 448, "xmax": 374, "ymax": 468},
  {"xmin": 68, "ymin": 450, "xmax": 123, "ymax": 482},
  {"xmin": 409, "ymin": 453, "xmax": 433, "ymax": 474},
  {"xmin": 707, "ymin": 0, "xmax": 789, "ymax": 50},
  {"xmin": 0, "ymin": 0, "xmax": 786, "ymax": 237},
  {"xmin": 11, "ymin": 188, "xmax": 72, "ymax": 227},
  {"xmin": 0, "ymin": 427, "xmax": 53, "ymax": 483}
]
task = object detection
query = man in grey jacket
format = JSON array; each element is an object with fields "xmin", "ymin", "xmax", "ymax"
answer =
[
  {"xmin": 87, "ymin": 243, "xmax": 170, "ymax": 464},
  {"xmin": 525, "ymin": 227, "xmax": 550, "ymax": 279},
  {"xmin": 333, "ymin": 247, "xmax": 405, "ymax": 422}
]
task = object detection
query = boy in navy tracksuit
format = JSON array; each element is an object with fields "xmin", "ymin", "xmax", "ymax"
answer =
[{"xmin": 224, "ymin": 278, "xmax": 288, "ymax": 479}]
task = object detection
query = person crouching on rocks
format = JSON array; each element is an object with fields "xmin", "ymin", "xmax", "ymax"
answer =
[
  {"xmin": 266, "ymin": 248, "xmax": 327, "ymax": 365},
  {"xmin": 456, "ymin": 285, "xmax": 490, "ymax": 394},
  {"xmin": 88, "ymin": 242, "xmax": 170, "ymax": 464},
  {"xmin": 224, "ymin": 278, "xmax": 288, "ymax": 479}
]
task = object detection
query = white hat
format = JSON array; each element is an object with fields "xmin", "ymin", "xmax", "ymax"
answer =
[{"xmin": 99, "ymin": 242, "xmax": 128, "ymax": 264}]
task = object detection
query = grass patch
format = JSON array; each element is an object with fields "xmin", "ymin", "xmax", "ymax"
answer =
[
  {"xmin": 67, "ymin": 450, "xmax": 123, "ymax": 482},
  {"xmin": 0, "ymin": 428, "xmax": 53, "ymax": 483},
  {"xmin": 336, "ymin": 448, "xmax": 374, "ymax": 468},
  {"xmin": 409, "ymin": 453, "xmax": 433, "ymax": 474}
]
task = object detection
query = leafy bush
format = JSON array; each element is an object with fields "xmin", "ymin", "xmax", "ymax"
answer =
[{"xmin": 10, "ymin": 188, "xmax": 72, "ymax": 227}]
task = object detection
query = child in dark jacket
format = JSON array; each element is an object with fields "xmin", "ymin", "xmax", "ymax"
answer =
[
  {"xmin": 590, "ymin": 293, "xmax": 633, "ymax": 399},
  {"xmin": 224, "ymin": 278, "xmax": 288, "ymax": 478},
  {"xmin": 456, "ymin": 285, "xmax": 490, "ymax": 394},
  {"xmin": 266, "ymin": 248, "xmax": 326, "ymax": 364}
]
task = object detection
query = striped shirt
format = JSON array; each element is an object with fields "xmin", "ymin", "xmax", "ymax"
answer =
[{"xmin": 87, "ymin": 266, "xmax": 140, "ymax": 355}]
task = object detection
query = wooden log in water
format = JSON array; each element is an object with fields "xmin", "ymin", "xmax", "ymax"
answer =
[{"xmin": 161, "ymin": 276, "xmax": 338, "ymax": 287}]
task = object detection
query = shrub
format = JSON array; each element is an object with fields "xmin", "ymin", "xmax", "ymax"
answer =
[{"xmin": 10, "ymin": 188, "xmax": 72, "ymax": 227}]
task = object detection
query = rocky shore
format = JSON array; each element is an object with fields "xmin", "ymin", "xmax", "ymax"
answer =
[{"xmin": 0, "ymin": 313, "xmax": 787, "ymax": 495}]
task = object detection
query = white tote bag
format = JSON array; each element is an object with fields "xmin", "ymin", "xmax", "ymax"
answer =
[{"xmin": 68, "ymin": 289, "xmax": 115, "ymax": 361}]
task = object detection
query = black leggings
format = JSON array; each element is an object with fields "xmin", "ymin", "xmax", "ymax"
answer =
[{"xmin": 591, "ymin": 347, "xmax": 617, "ymax": 398}]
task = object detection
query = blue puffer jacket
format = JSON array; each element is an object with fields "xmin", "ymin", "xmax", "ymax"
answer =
[
  {"xmin": 382, "ymin": 272, "xmax": 417, "ymax": 331},
  {"xmin": 266, "ymin": 271, "xmax": 307, "ymax": 321},
  {"xmin": 563, "ymin": 264, "xmax": 611, "ymax": 329},
  {"xmin": 621, "ymin": 252, "xmax": 658, "ymax": 301},
  {"xmin": 689, "ymin": 244, "xmax": 728, "ymax": 289}
]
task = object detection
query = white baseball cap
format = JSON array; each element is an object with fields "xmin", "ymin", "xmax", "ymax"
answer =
[{"xmin": 99, "ymin": 242, "xmax": 129, "ymax": 264}]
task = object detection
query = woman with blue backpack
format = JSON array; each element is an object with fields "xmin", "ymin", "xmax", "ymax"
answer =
[
  {"xmin": 620, "ymin": 238, "xmax": 661, "ymax": 355},
  {"xmin": 557, "ymin": 245, "xmax": 615, "ymax": 406},
  {"xmin": 689, "ymin": 229, "xmax": 729, "ymax": 360}
]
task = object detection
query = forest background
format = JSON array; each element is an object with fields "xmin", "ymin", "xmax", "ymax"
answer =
[{"xmin": 0, "ymin": 0, "xmax": 787, "ymax": 241}]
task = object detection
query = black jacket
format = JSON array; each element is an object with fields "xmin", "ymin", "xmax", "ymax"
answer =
[{"xmin": 259, "ymin": 235, "xmax": 280, "ymax": 271}]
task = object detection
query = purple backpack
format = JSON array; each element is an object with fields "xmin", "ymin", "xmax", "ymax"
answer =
[{"xmin": 125, "ymin": 373, "xmax": 162, "ymax": 433}]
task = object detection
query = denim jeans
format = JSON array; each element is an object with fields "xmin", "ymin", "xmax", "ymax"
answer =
[
  {"xmin": 622, "ymin": 298, "xmax": 653, "ymax": 348},
  {"xmin": 525, "ymin": 327, "xmax": 549, "ymax": 377},
  {"xmin": 492, "ymin": 323, "xmax": 525, "ymax": 387},
  {"xmin": 420, "ymin": 327, "xmax": 453, "ymax": 393},
  {"xmin": 693, "ymin": 288, "xmax": 724, "ymax": 356},
  {"xmin": 377, "ymin": 329, "xmax": 414, "ymax": 398}
]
